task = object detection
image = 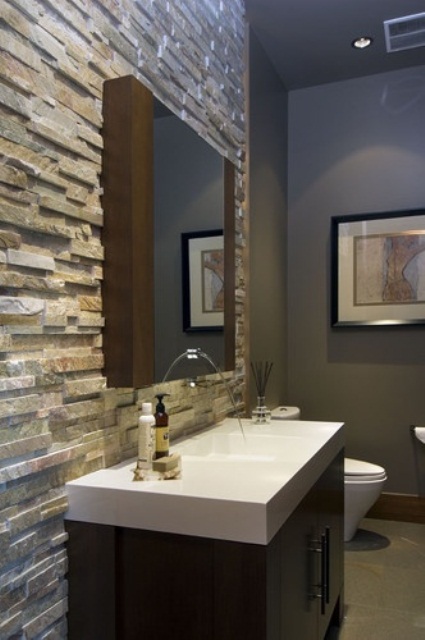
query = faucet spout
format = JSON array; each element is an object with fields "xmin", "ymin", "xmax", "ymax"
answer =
[{"xmin": 162, "ymin": 348, "xmax": 244, "ymax": 438}]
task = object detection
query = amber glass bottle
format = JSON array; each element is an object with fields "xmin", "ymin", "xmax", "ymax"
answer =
[{"xmin": 154, "ymin": 393, "xmax": 170, "ymax": 459}]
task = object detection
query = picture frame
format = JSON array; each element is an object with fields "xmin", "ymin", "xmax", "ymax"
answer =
[
  {"xmin": 331, "ymin": 209, "xmax": 425, "ymax": 326},
  {"xmin": 181, "ymin": 229, "xmax": 224, "ymax": 331}
]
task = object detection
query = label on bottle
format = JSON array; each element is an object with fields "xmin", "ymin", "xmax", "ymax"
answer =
[
  {"xmin": 138, "ymin": 417, "xmax": 155, "ymax": 468},
  {"xmin": 155, "ymin": 426, "xmax": 169, "ymax": 456}
]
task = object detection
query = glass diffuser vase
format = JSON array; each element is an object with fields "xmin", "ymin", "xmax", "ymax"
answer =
[
  {"xmin": 250, "ymin": 361, "xmax": 273, "ymax": 424},
  {"xmin": 252, "ymin": 395, "xmax": 271, "ymax": 423}
]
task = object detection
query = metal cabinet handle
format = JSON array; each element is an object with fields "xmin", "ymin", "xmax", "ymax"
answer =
[
  {"xmin": 309, "ymin": 527, "xmax": 330, "ymax": 615},
  {"xmin": 324, "ymin": 526, "xmax": 330, "ymax": 605}
]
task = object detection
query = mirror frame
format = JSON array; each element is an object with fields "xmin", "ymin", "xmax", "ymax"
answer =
[{"xmin": 102, "ymin": 75, "xmax": 235, "ymax": 388}]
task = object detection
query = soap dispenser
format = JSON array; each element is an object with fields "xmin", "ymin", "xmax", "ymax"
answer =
[{"xmin": 154, "ymin": 393, "xmax": 170, "ymax": 459}]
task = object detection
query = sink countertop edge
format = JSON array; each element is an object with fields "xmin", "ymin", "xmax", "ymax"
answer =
[{"xmin": 65, "ymin": 419, "xmax": 344, "ymax": 545}]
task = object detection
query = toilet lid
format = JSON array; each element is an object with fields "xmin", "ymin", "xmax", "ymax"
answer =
[{"xmin": 345, "ymin": 457, "xmax": 386, "ymax": 479}]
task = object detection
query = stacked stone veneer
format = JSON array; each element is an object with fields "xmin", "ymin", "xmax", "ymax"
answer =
[{"xmin": 0, "ymin": 0, "xmax": 246, "ymax": 637}]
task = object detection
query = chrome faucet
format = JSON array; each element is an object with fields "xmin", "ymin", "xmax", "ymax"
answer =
[{"xmin": 162, "ymin": 348, "xmax": 245, "ymax": 437}]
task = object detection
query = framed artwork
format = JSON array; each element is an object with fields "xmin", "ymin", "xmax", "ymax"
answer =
[
  {"xmin": 181, "ymin": 230, "xmax": 224, "ymax": 331},
  {"xmin": 331, "ymin": 209, "xmax": 425, "ymax": 326}
]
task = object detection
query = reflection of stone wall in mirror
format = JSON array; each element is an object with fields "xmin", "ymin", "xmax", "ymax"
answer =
[{"xmin": 154, "ymin": 102, "xmax": 225, "ymax": 381}]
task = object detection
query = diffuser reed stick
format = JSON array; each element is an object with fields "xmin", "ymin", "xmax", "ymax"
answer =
[
  {"xmin": 250, "ymin": 360, "xmax": 273, "ymax": 397},
  {"xmin": 250, "ymin": 361, "xmax": 273, "ymax": 423}
]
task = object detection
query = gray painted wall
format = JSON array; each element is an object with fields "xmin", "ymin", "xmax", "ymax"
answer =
[
  {"xmin": 287, "ymin": 66, "xmax": 425, "ymax": 494},
  {"xmin": 248, "ymin": 30, "xmax": 289, "ymax": 412}
]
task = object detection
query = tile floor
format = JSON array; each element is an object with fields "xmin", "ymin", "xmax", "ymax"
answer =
[{"xmin": 328, "ymin": 518, "xmax": 425, "ymax": 639}]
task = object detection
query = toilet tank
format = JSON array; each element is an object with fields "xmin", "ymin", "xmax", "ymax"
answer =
[{"xmin": 270, "ymin": 406, "xmax": 300, "ymax": 420}]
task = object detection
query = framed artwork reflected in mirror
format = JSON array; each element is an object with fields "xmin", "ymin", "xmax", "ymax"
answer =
[{"xmin": 182, "ymin": 230, "xmax": 224, "ymax": 332}]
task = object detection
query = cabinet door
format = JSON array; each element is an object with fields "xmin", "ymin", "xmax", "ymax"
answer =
[
  {"xmin": 316, "ymin": 450, "xmax": 344, "ymax": 637},
  {"xmin": 279, "ymin": 488, "xmax": 319, "ymax": 640},
  {"xmin": 278, "ymin": 450, "xmax": 344, "ymax": 640}
]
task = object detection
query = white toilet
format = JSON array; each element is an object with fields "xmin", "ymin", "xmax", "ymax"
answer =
[
  {"xmin": 269, "ymin": 405, "xmax": 301, "ymax": 420},
  {"xmin": 344, "ymin": 458, "xmax": 387, "ymax": 541},
  {"xmin": 271, "ymin": 406, "xmax": 387, "ymax": 542}
]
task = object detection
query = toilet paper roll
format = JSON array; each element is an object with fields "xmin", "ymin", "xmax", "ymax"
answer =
[{"xmin": 413, "ymin": 426, "xmax": 425, "ymax": 445}]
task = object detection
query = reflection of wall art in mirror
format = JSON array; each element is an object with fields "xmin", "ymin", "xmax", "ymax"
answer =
[
  {"xmin": 182, "ymin": 230, "xmax": 224, "ymax": 331},
  {"xmin": 331, "ymin": 209, "xmax": 425, "ymax": 326}
]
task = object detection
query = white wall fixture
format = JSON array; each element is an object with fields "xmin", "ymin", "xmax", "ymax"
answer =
[{"xmin": 412, "ymin": 425, "xmax": 425, "ymax": 444}]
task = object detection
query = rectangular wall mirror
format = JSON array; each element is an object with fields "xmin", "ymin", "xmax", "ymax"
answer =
[{"xmin": 102, "ymin": 75, "xmax": 235, "ymax": 388}]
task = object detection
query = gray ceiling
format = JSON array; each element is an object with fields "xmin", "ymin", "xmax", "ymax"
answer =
[{"xmin": 245, "ymin": 0, "xmax": 425, "ymax": 90}]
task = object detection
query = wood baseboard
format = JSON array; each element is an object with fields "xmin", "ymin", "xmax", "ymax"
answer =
[{"xmin": 366, "ymin": 492, "xmax": 425, "ymax": 524}]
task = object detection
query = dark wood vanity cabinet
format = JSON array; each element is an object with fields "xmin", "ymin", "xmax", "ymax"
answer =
[{"xmin": 66, "ymin": 451, "xmax": 343, "ymax": 640}]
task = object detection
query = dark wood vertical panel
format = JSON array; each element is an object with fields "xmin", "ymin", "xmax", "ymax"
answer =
[
  {"xmin": 213, "ymin": 539, "xmax": 268, "ymax": 640},
  {"xmin": 116, "ymin": 528, "xmax": 214, "ymax": 640},
  {"xmin": 66, "ymin": 521, "xmax": 117, "ymax": 640},
  {"xmin": 224, "ymin": 159, "xmax": 236, "ymax": 371},
  {"xmin": 102, "ymin": 75, "xmax": 154, "ymax": 387}
]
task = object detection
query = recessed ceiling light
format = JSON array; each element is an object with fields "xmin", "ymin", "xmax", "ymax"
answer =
[{"xmin": 352, "ymin": 36, "xmax": 373, "ymax": 49}]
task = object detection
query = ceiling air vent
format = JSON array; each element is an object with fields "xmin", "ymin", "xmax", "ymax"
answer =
[{"xmin": 384, "ymin": 12, "xmax": 425, "ymax": 53}]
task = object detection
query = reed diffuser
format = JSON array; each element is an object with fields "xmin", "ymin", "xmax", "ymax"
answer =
[{"xmin": 250, "ymin": 360, "xmax": 273, "ymax": 423}]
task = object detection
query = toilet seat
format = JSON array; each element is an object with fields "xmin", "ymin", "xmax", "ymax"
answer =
[{"xmin": 345, "ymin": 458, "xmax": 387, "ymax": 482}]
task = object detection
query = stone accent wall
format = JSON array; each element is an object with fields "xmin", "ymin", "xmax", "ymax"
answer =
[{"xmin": 0, "ymin": 0, "xmax": 246, "ymax": 637}]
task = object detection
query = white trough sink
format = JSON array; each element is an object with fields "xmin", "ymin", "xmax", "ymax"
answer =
[{"xmin": 66, "ymin": 418, "xmax": 344, "ymax": 545}]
